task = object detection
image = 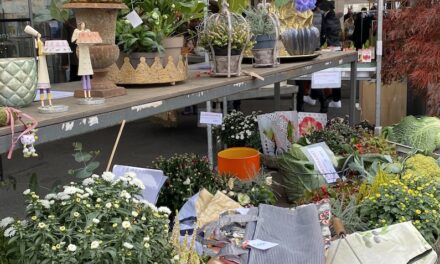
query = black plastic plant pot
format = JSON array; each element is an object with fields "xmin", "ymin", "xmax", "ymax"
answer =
[
  {"xmin": 253, "ymin": 34, "xmax": 277, "ymax": 50},
  {"xmin": 213, "ymin": 47, "xmax": 242, "ymax": 56}
]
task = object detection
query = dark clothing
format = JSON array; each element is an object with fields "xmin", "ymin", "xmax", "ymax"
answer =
[
  {"xmin": 352, "ymin": 12, "xmax": 372, "ymax": 49},
  {"xmin": 296, "ymin": 81, "xmax": 330, "ymax": 113},
  {"xmin": 321, "ymin": 10, "xmax": 341, "ymax": 47}
]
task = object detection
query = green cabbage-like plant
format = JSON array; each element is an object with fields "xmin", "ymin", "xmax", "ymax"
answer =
[{"xmin": 383, "ymin": 115, "xmax": 440, "ymax": 153}]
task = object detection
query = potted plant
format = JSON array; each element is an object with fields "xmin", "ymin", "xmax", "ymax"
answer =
[
  {"xmin": 116, "ymin": 19, "xmax": 162, "ymax": 67},
  {"xmin": 244, "ymin": 5, "xmax": 279, "ymax": 66},
  {"xmin": 200, "ymin": 2, "xmax": 252, "ymax": 76},
  {"xmin": 0, "ymin": 172, "xmax": 176, "ymax": 263},
  {"xmin": 119, "ymin": 0, "xmax": 205, "ymax": 64}
]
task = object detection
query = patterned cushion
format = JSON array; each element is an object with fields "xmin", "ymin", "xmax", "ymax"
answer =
[{"xmin": 0, "ymin": 58, "xmax": 37, "ymax": 107}]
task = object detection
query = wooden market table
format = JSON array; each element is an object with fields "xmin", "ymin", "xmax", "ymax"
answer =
[{"xmin": 0, "ymin": 51, "xmax": 358, "ymax": 164}]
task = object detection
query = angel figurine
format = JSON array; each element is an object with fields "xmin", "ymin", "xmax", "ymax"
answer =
[
  {"xmin": 24, "ymin": 26, "xmax": 52, "ymax": 107},
  {"xmin": 24, "ymin": 26, "xmax": 71, "ymax": 113},
  {"xmin": 71, "ymin": 22, "xmax": 103, "ymax": 103}
]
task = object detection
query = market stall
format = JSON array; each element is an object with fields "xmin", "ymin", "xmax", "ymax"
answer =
[{"xmin": 1, "ymin": 0, "xmax": 439, "ymax": 263}]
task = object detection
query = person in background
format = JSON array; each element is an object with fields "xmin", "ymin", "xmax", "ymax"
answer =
[
  {"xmin": 296, "ymin": 5, "xmax": 328, "ymax": 112},
  {"xmin": 320, "ymin": 0, "xmax": 342, "ymax": 108},
  {"xmin": 344, "ymin": 12, "xmax": 355, "ymax": 44},
  {"xmin": 344, "ymin": 7, "xmax": 353, "ymax": 21},
  {"xmin": 321, "ymin": 1, "xmax": 342, "ymax": 47},
  {"xmin": 352, "ymin": 7, "xmax": 372, "ymax": 49}
]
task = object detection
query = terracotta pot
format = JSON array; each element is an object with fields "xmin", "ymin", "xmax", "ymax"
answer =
[
  {"xmin": 162, "ymin": 36, "xmax": 184, "ymax": 65},
  {"xmin": 213, "ymin": 55, "xmax": 241, "ymax": 75},
  {"xmin": 252, "ymin": 48, "xmax": 276, "ymax": 66},
  {"xmin": 218, "ymin": 147, "xmax": 260, "ymax": 180}
]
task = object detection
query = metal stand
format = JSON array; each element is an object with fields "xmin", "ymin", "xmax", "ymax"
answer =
[
  {"xmin": 0, "ymin": 155, "xmax": 3, "ymax": 181},
  {"xmin": 375, "ymin": 0, "xmax": 384, "ymax": 135},
  {"xmin": 274, "ymin": 82, "xmax": 281, "ymax": 110},
  {"xmin": 206, "ymin": 100, "xmax": 213, "ymax": 169},
  {"xmin": 349, "ymin": 61, "xmax": 358, "ymax": 125}
]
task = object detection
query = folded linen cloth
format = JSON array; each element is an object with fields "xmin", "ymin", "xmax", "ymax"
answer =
[{"xmin": 326, "ymin": 221, "xmax": 437, "ymax": 264}]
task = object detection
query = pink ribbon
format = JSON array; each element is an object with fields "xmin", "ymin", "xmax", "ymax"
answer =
[{"xmin": 4, "ymin": 107, "xmax": 38, "ymax": 159}]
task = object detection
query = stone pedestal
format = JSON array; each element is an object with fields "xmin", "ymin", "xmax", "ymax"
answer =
[{"xmin": 63, "ymin": 2, "xmax": 127, "ymax": 98}]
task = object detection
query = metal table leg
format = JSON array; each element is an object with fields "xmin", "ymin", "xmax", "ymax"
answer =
[
  {"xmin": 274, "ymin": 82, "xmax": 281, "ymax": 111},
  {"xmin": 349, "ymin": 61, "xmax": 358, "ymax": 125},
  {"xmin": 223, "ymin": 96, "xmax": 228, "ymax": 117},
  {"xmin": 206, "ymin": 101, "xmax": 214, "ymax": 169}
]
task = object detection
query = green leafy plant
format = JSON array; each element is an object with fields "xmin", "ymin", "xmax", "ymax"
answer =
[
  {"xmin": 49, "ymin": 0, "xmax": 71, "ymax": 23},
  {"xmin": 67, "ymin": 142, "xmax": 100, "ymax": 179},
  {"xmin": 244, "ymin": 7, "xmax": 276, "ymax": 36},
  {"xmin": 218, "ymin": 171, "xmax": 277, "ymax": 206},
  {"xmin": 153, "ymin": 153, "xmax": 275, "ymax": 212},
  {"xmin": 214, "ymin": 110, "xmax": 261, "ymax": 150},
  {"xmin": 301, "ymin": 117, "xmax": 363, "ymax": 155},
  {"xmin": 0, "ymin": 172, "xmax": 176, "ymax": 263},
  {"xmin": 0, "ymin": 177, "xmax": 16, "ymax": 191},
  {"xmin": 116, "ymin": 19, "xmax": 162, "ymax": 54},
  {"xmin": 153, "ymin": 153, "xmax": 217, "ymax": 213},
  {"xmin": 330, "ymin": 194, "xmax": 369, "ymax": 234},
  {"xmin": 220, "ymin": 0, "xmax": 249, "ymax": 13},
  {"xmin": 117, "ymin": 0, "xmax": 206, "ymax": 53},
  {"xmin": 199, "ymin": 17, "xmax": 252, "ymax": 51},
  {"xmin": 383, "ymin": 115, "xmax": 440, "ymax": 153}
]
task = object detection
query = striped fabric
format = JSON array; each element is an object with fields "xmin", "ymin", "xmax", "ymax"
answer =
[{"xmin": 246, "ymin": 204, "xmax": 325, "ymax": 264}]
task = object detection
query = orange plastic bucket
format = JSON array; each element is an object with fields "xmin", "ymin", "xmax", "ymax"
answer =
[{"xmin": 217, "ymin": 147, "xmax": 260, "ymax": 180}]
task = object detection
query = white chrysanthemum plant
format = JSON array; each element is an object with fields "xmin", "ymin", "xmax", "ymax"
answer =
[{"xmin": 0, "ymin": 172, "xmax": 177, "ymax": 263}]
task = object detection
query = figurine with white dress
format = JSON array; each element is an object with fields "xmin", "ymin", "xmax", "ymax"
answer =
[
  {"xmin": 24, "ymin": 25, "xmax": 71, "ymax": 113},
  {"xmin": 71, "ymin": 22, "xmax": 104, "ymax": 105}
]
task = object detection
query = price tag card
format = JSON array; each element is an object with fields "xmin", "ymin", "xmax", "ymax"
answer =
[
  {"xmin": 301, "ymin": 143, "xmax": 339, "ymax": 183},
  {"xmin": 311, "ymin": 69, "xmax": 342, "ymax": 89},
  {"xmin": 199, "ymin": 112, "xmax": 223, "ymax": 125},
  {"xmin": 247, "ymin": 239, "xmax": 278, "ymax": 250},
  {"xmin": 126, "ymin": 10, "xmax": 143, "ymax": 28}
]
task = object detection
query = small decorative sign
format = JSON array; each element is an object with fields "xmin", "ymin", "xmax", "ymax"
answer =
[
  {"xmin": 311, "ymin": 69, "xmax": 342, "ymax": 89},
  {"xmin": 246, "ymin": 239, "xmax": 278, "ymax": 250},
  {"xmin": 200, "ymin": 112, "xmax": 223, "ymax": 125},
  {"xmin": 301, "ymin": 143, "xmax": 339, "ymax": 183},
  {"xmin": 126, "ymin": 10, "xmax": 143, "ymax": 28}
]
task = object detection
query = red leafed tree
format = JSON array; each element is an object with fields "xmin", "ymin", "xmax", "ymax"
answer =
[{"xmin": 382, "ymin": 0, "xmax": 440, "ymax": 115}]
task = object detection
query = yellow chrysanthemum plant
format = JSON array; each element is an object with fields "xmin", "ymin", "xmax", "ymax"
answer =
[{"xmin": 358, "ymin": 154, "xmax": 440, "ymax": 244}]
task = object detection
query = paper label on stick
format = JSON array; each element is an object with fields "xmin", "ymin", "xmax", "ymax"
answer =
[
  {"xmin": 200, "ymin": 112, "xmax": 223, "ymax": 125},
  {"xmin": 301, "ymin": 144, "xmax": 339, "ymax": 183},
  {"xmin": 247, "ymin": 239, "xmax": 278, "ymax": 250},
  {"xmin": 126, "ymin": 10, "xmax": 143, "ymax": 28},
  {"xmin": 311, "ymin": 69, "xmax": 342, "ymax": 89}
]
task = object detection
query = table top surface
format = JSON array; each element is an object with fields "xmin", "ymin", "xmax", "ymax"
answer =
[{"xmin": 0, "ymin": 51, "xmax": 357, "ymax": 138}]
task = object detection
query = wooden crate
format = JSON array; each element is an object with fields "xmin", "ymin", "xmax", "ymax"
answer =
[{"xmin": 360, "ymin": 80, "xmax": 407, "ymax": 127}]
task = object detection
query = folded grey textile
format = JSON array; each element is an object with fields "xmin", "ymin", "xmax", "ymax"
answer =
[{"xmin": 246, "ymin": 204, "xmax": 325, "ymax": 264}]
